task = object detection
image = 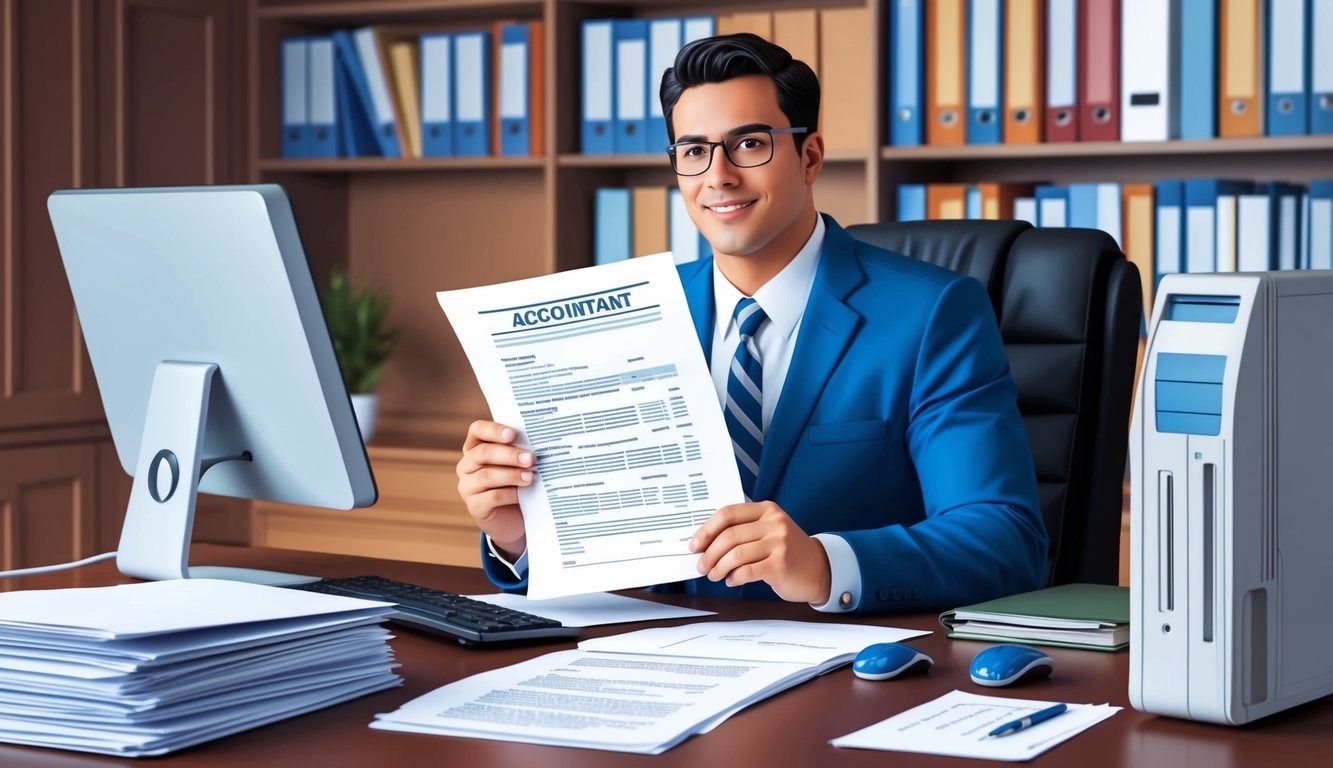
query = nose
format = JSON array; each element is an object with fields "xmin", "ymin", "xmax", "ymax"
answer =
[{"xmin": 702, "ymin": 144, "xmax": 739, "ymax": 189}]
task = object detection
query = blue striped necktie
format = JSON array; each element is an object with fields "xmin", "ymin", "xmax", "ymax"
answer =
[{"xmin": 724, "ymin": 297, "xmax": 768, "ymax": 501}]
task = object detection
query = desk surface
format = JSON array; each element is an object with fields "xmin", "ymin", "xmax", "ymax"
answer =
[{"xmin": 3, "ymin": 544, "xmax": 1330, "ymax": 767}]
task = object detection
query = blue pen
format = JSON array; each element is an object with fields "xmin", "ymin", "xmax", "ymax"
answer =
[{"xmin": 987, "ymin": 703, "xmax": 1068, "ymax": 738}]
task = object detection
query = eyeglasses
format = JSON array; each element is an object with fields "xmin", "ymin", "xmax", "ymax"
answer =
[{"xmin": 666, "ymin": 127, "xmax": 809, "ymax": 176}]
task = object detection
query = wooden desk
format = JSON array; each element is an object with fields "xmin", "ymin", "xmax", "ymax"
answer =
[{"xmin": 3, "ymin": 545, "xmax": 1329, "ymax": 766}]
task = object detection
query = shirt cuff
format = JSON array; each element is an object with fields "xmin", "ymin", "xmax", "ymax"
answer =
[
  {"xmin": 810, "ymin": 533, "xmax": 861, "ymax": 613},
  {"xmin": 485, "ymin": 536, "xmax": 528, "ymax": 580}
]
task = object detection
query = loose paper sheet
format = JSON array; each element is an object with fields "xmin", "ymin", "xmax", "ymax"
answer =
[
  {"xmin": 831, "ymin": 689, "xmax": 1121, "ymax": 762},
  {"xmin": 439, "ymin": 253, "xmax": 743, "ymax": 598}
]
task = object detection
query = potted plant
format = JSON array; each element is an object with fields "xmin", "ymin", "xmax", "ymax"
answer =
[{"xmin": 323, "ymin": 269, "xmax": 400, "ymax": 443}]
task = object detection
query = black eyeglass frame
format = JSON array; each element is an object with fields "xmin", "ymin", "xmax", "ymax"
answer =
[{"xmin": 665, "ymin": 127, "xmax": 810, "ymax": 176}]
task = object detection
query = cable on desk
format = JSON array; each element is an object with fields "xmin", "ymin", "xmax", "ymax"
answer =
[{"xmin": 0, "ymin": 551, "xmax": 118, "ymax": 579}]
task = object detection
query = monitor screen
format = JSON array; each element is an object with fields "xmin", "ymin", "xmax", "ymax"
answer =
[{"xmin": 47, "ymin": 184, "xmax": 376, "ymax": 582}]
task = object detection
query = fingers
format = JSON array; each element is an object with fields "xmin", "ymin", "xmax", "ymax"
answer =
[
  {"xmin": 463, "ymin": 420, "xmax": 518, "ymax": 451},
  {"xmin": 689, "ymin": 503, "xmax": 762, "ymax": 554},
  {"xmin": 457, "ymin": 441, "xmax": 535, "ymax": 477},
  {"xmin": 697, "ymin": 520, "xmax": 775, "ymax": 584}
]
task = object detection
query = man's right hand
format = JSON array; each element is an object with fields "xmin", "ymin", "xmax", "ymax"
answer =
[{"xmin": 456, "ymin": 420, "xmax": 533, "ymax": 561}]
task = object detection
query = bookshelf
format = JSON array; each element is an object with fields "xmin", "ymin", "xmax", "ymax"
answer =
[{"xmin": 247, "ymin": 0, "xmax": 1331, "ymax": 571}]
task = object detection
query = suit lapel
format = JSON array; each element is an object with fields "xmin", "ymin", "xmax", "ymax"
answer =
[
  {"xmin": 753, "ymin": 216, "xmax": 865, "ymax": 502},
  {"xmin": 680, "ymin": 257, "xmax": 715, "ymax": 360}
]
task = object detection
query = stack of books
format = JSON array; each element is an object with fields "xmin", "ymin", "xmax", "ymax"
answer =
[
  {"xmin": 939, "ymin": 583, "xmax": 1130, "ymax": 652},
  {"xmin": 0, "ymin": 579, "xmax": 401, "ymax": 757}
]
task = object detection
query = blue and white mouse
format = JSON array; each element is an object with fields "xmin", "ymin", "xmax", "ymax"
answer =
[
  {"xmin": 852, "ymin": 643, "xmax": 934, "ymax": 681},
  {"xmin": 969, "ymin": 644, "xmax": 1054, "ymax": 687}
]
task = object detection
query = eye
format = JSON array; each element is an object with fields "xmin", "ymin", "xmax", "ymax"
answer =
[
  {"xmin": 681, "ymin": 144, "xmax": 708, "ymax": 158},
  {"xmin": 734, "ymin": 135, "xmax": 769, "ymax": 151}
]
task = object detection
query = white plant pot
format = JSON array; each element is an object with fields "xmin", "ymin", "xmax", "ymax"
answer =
[{"xmin": 350, "ymin": 393, "xmax": 379, "ymax": 443}]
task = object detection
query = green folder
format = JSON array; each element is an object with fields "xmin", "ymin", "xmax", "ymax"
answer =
[{"xmin": 939, "ymin": 583, "xmax": 1130, "ymax": 652}]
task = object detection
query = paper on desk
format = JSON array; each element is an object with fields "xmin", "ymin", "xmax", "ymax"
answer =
[
  {"xmin": 372, "ymin": 620, "xmax": 933, "ymax": 753},
  {"xmin": 466, "ymin": 591, "xmax": 713, "ymax": 627},
  {"xmin": 578, "ymin": 619, "xmax": 931, "ymax": 667},
  {"xmin": 831, "ymin": 689, "xmax": 1121, "ymax": 761},
  {"xmin": 372, "ymin": 648, "xmax": 807, "ymax": 754},
  {"xmin": 439, "ymin": 253, "xmax": 744, "ymax": 599}
]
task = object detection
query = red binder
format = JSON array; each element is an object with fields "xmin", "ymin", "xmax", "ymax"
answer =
[{"xmin": 1078, "ymin": 0, "xmax": 1120, "ymax": 142}]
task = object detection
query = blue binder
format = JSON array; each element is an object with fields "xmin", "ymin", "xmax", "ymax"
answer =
[
  {"xmin": 1308, "ymin": 181, "xmax": 1333, "ymax": 268},
  {"xmin": 966, "ymin": 186, "xmax": 983, "ymax": 219},
  {"xmin": 1179, "ymin": 0, "xmax": 1218, "ymax": 140},
  {"xmin": 1314, "ymin": 5, "xmax": 1333, "ymax": 133},
  {"xmin": 1068, "ymin": 184, "xmax": 1101, "ymax": 230},
  {"xmin": 332, "ymin": 32, "xmax": 380, "ymax": 157},
  {"xmin": 1266, "ymin": 0, "xmax": 1311, "ymax": 136},
  {"xmin": 647, "ymin": 18, "xmax": 683, "ymax": 154},
  {"xmin": 967, "ymin": 0, "xmax": 1004, "ymax": 144},
  {"xmin": 1183, "ymin": 179, "xmax": 1253, "ymax": 273},
  {"xmin": 897, "ymin": 184, "xmax": 926, "ymax": 221},
  {"xmin": 595, "ymin": 189, "xmax": 632, "ymax": 265},
  {"xmin": 349, "ymin": 28, "xmax": 401, "ymax": 157},
  {"xmin": 281, "ymin": 37, "xmax": 309, "ymax": 158},
  {"xmin": 890, "ymin": 0, "xmax": 924, "ymax": 146},
  {"xmin": 498, "ymin": 24, "xmax": 531, "ymax": 156},
  {"xmin": 1154, "ymin": 180, "xmax": 1185, "ymax": 284},
  {"xmin": 307, "ymin": 37, "xmax": 339, "ymax": 157},
  {"xmin": 453, "ymin": 30, "xmax": 491, "ymax": 157},
  {"xmin": 582, "ymin": 20, "xmax": 616, "ymax": 154},
  {"xmin": 1035, "ymin": 185, "xmax": 1070, "ymax": 227},
  {"xmin": 420, "ymin": 33, "xmax": 453, "ymax": 157},
  {"xmin": 614, "ymin": 20, "xmax": 649, "ymax": 154}
]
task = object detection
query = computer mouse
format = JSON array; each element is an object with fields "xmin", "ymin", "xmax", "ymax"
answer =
[
  {"xmin": 969, "ymin": 644, "xmax": 1054, "ymax": 687},
  {"xmin": 852, "ymin": 643, "xmax": 934, "ymax": 681}
]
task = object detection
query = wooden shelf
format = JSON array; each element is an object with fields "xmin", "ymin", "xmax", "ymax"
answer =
[
  {"xmin": 257, "ymin": 156, "xmax": 546, "ymax": 172},
  {"xmin": 256, "ymin": 0, "xmax": 543, "ymax": 23},
  {"xmin": 880, "ymin": 134, "xmax": 1333, "ymax": 162},
  {"xmin": 556, "ymin": 150, "xmax": 870, "ymax": 168}
]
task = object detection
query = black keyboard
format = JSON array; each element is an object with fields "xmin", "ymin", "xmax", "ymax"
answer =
[{"xmin": 285, "ymin": 575, "xmax": 580, "ymax": 647}]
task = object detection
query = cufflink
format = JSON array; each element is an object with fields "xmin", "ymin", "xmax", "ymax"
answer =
[{"xmin": 839, "ymin": 591, "xmax": 853, "ymax": 609}]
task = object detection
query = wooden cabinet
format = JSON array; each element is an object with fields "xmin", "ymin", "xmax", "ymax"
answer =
[
  {"xmin": 0, "ymin": 0, "xmax": 248, "ymax": 560},
  {"xmin": 251, "ymin": 445, "xmax": 479, "ymax": 567}
]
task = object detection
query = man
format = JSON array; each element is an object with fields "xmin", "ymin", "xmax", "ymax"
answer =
[{"xmin": 456, "ymin": 34, "xmax": 1047, "ymax": 613}]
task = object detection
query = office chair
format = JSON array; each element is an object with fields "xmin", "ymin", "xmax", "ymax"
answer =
[{"xmin": 847, "ymin": 220, "xmax": 1142, "ymax": 586}]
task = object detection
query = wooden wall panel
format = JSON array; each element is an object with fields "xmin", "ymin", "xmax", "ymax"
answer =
[
  {"xmin": 0, "ymin": 0, "xmax": 103, "ymax": 431},
  {"xmin": 0, "ymin": 442, "xmax": 97, "ymax": 580},
  {"xmin": 101, "ymin": 0, "xmax": 239, "ymax": 187}
]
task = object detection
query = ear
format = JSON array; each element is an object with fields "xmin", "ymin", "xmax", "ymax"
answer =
[{"xmin": 801, "ymin": 132, "xmax": 825, "ymax": 185}]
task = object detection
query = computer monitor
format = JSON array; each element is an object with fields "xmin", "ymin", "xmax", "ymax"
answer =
[{"xmin": 47, "ymin": 185, "xmax": 376, "ymax": 583}]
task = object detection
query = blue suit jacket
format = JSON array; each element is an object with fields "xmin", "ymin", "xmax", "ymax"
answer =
[{"xmin": 483, "ymin": 215, "xmax": 1047, "ymax": 612}]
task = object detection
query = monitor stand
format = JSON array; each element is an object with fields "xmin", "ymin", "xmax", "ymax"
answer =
[{"xmin": 115, "ymin": 361, "xmax": 316, "ymax": 586}]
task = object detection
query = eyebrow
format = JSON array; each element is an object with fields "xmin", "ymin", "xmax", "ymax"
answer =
[{"xmin": 675, "ymin": 123, "xmax": 775, "ymax": 143}]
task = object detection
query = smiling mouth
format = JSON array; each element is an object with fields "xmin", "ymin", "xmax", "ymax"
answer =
[{"xmin": 707, "ymin": 200, "xmax": 756, "ymax": 213}]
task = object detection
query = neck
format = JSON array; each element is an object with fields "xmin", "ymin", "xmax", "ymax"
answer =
[{"xmin": 714, "ymin": 205, "xmax": 819, "ymax": 296}]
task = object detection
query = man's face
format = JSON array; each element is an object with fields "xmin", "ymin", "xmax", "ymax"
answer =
[{"xmin": 670, "ymin": 75, "xmax": 820, "ymax": 263}]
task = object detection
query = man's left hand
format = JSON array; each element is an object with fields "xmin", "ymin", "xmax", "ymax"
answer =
[{"xmin": 689, "ymin": 501, "xmax": 832, "ymax": 604}]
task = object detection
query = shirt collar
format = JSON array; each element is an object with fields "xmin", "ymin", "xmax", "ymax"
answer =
[{"xmin": 711, "ymin": 214, "xmax": 826, "ymax": 340}]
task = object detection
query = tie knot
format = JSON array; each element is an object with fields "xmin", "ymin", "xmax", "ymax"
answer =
[{"xmin": 732, "ymin": 297, "xmax": 768, "ymax": 339}]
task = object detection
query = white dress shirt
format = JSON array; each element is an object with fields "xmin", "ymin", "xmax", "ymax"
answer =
[{"xmin": 708, "ymin": 215, "xmax": 861, "ymax": 613}]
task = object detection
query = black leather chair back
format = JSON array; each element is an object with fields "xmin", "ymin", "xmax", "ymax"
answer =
[{"xmin": 847, "ymin": 220, "xmax": 1142, "ymax": 586}]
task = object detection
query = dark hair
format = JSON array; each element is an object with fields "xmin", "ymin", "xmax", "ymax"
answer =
[{"xmin": 659, "ymin": 33, "xmax": 820, "ymax": 146}]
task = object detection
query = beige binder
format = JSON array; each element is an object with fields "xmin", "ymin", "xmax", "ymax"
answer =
[
  {"xmin": 819, "ymin": 7, "xmax": 872, "ymax": 153},
  {"xmin": 717, "ymin": 12, "xmax": 773, "ymax": 39},
  {"xmin": 632, "ymin": 187, "xmax": 669, "ymax": 257},
  {"xmin": 773, "ymin": 10, "xmax": 819, "ymax": 76}
]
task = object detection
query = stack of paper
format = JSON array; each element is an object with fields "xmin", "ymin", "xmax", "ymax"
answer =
[
  {"xmin": 372, "ymin": 619, "xmax": 929, "ymax": 754},
  {"xmin": 0, "ymin": 579, "xmax": 401, "ymax": 757},
  {"xmin": 939, "ymin": 583, "xmax": 1130, "ymax": 651}
]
